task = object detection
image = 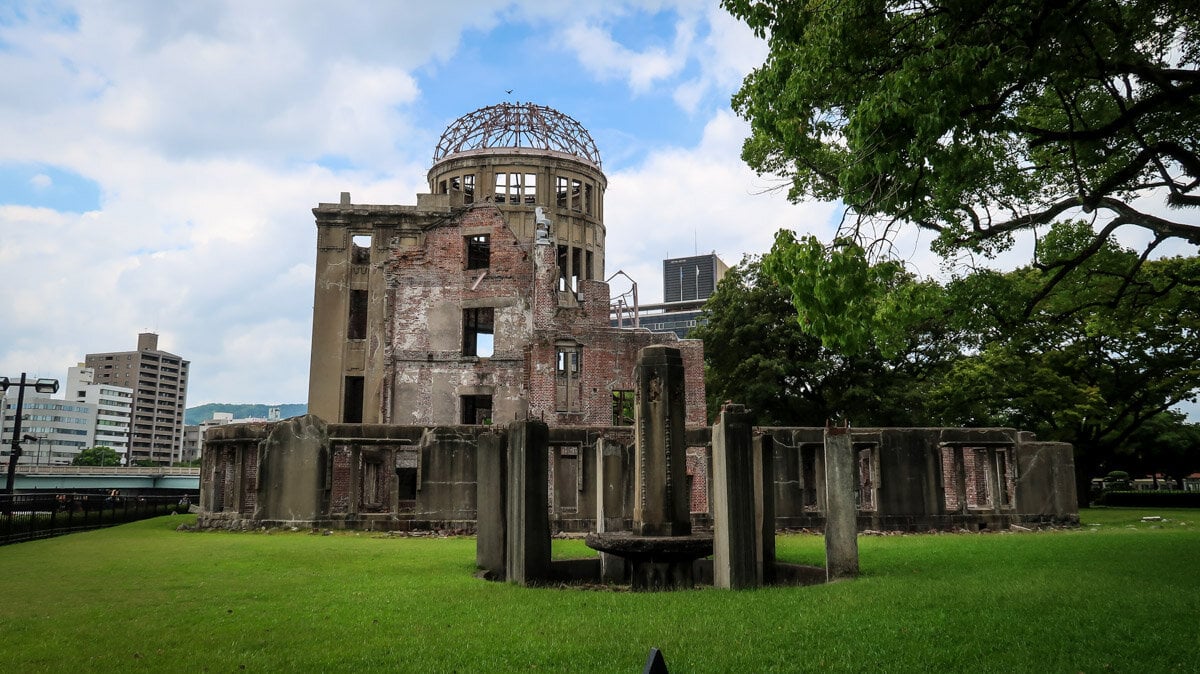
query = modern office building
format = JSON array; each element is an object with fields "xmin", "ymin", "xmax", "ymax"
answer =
[
  {"xmin": 65, "ymin": 365, "xmax": 134, "ymax": 459},
  {"xmin": 0, "ymin": 393, "xmax": 93, "ymax": 465},
  {"xmin": 85, "ymin": 333, "xmax": 189, "ymax": 464},
  {"xmin": 612, "ymin": 253, "xmax": 729, "ymax": 338}
]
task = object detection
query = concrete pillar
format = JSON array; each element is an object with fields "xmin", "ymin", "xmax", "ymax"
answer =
[
  {"xmin": 633, "ymin": 345, "xmax": 690, "ymax": 536},
  {"xmin": 753, "ymin": 432, "xmax": 776, "ymax": 585},
  {"xmin": 475, "ymin": 430, "xmax": 506, "ymax": 577},
  {"xmin": 711, "ymin": 404, "xmax": 758, "ymax": 589},
  {"xmin": 824, "ymin": 424, "xmax": 859, "ymax": 581},
  {"xmin": 595, "ymin": 437, "xmax": 628, "ymax": 583},
  {"xmin": 505, "ymin": 419, "xmax": 551, "ymax": 586}
]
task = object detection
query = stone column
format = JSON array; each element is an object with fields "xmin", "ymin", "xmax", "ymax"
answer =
[
  {"xmin": 595, "ymin": 437, "xmax": 628, "ymax": 583},
  {"xmin": 824, "ymin": 423, "xmax": 859, "ymax": 581},
  {"xmin": 753, "ymin": 432, "xmax": 776, "ymax": 585},
  {"xmin": 475, "ymin": 429, "xmax": 507, "ymax": 577},
  {"xmin": 633, "ymin": 345, "xmax": 690, "ymax": 536},
  {"xmin": 711, "ymin": 403, "xmax": 757, "ymax": 589},
  {"xmin": 505, "ymin": 419, "xmax": 550, "ymax": 586}
]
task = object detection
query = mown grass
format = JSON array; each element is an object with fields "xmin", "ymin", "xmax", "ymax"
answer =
[{"xmin": 0, "ymin": 508, "xmax": 1196, "ymax": 672}]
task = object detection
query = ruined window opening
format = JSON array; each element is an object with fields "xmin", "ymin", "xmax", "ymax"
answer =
[
  {"xmin": 554, "ymin": 449, "xmax": 578, "ymax": 512},
  {"xmin": 523, "ymin": 173, "xmax": 537, "ymax": 204},
  {"xmin": 996, "ymin": 448, "xmax": 1013, "ymax": 507},
  {"xmin": 556, "ymin": 344, "xmax": 582, "ymax": 412},
  {"xmin": 494, "ymin": 173, "xmax": 506, "ymax": 203},
  {"xmin": 801, "ymin": 445, "xmax": 819, "ymax": 510},
  {"xmin": 856, "ymin": 444, "xmax": 877, "ymax": 511},
  {"xmin": 351, "ymin": 235, "xmax": 371, "ymax": 264},
  {"xmin": 557, "ymin": 245, "xmax": 571, "ymax": 292},
  {"xmin": 570, "ymin": 178, "xmax": 582, "ymax": 211},
  {"xmin": 964, "ymin": 446, "xmax": 993, "ymax": 509},
  {"xmin": 396, "ymin": 449, "xmax": 419, "ymax": 505},
  {"xmin": 612, "ymin": 390, "xmax": 634, "ymax": 425},
  {"xmin": 363, "ymin": 461, "xmax": 380, "ymax": 505},
  {"xmin": 584, "ymin": 183, "xmax": 593, "ymax": 215},
  {"xmin": 342, "ymin": 376, "xmax": 364, "ymax": 424},
  {"xmin": 348, "ymin": 289, "xmax": 368, "ymax": 340},
  {"xmin": 439, "ymin": 180, "xmax": 448, "ymax": 194},
  {"xmin": 508, "ymin": 172, "xmax": 521, "ymax": 202},
  {"xmin": 462, "ymin": 174, "xmax": 475, "ymax": 204},
  {"xmin": 556, "ymin": 176, "xmax": 569, "ymax": 208},
  {"xmin": 941, "ymin": 446, "xmax": 960, "ymax": 510},
  {"xmin": 465, "ymin": 234, "xmax": 490, "ymax": 270},
  {"xmin": 585, "ymin": 250, "xmax": 594, "ymax": 280},
  {"xmin": 462, "ymin": 307, "xmax": 494, "ymax": 357},
  {"xmin": 571, "ymin": 247, "xmax": 582, "ymax": 289},
  {"xmin": 461, "ymin": 395, "xmax": 492, "ymax": 425},
  {"xmin": 450, "ymin": 176, "xmax": 461, "ymax": 193}
]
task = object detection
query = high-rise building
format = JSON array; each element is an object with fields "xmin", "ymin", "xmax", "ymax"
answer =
[
  {"xmin": 85, "ymin": 333, "xmax": 189, "ymax": 465},
  {"xmin": 1, "ymin": 393, "xmax": 94, "ymax": 466},
  {"xmin": 65, "ymin": 365, "xmax": 133, "ymax": 459}
]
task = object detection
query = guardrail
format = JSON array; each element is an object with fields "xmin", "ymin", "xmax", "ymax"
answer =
[
  {"xmin": 0, "ymin": 493, "xmax": 194, "ymax": 546},
  {"xmin": 18, "ymin": 466, "xmax": 201, "ymax": 476}
]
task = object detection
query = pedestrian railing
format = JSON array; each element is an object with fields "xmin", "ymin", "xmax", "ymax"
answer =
[{"xmin": 0, "ymin": 493, "xmax": 194, "ymax": 545}]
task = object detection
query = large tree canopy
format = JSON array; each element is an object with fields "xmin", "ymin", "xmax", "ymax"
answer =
[{"xmin": 726, "ymin": 0, "xmax": 1200, "ymax": 262}]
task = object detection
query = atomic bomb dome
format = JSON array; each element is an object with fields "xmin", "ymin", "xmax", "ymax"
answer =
[{"xmin": 432, "ymin": 102, "xmax": 601, "ymax": 167}]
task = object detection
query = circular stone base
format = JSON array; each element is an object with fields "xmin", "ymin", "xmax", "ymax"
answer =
[{"xmin": 585, "ymin": 532, "xmax": 714, "ymax": 590}]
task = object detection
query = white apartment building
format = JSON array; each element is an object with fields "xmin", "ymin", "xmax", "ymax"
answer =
[{"xmin": 66, "ymin": 365, "xmax": 134, "ymax": 459}]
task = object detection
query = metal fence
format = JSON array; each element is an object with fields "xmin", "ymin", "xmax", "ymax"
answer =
[{"xmin": 0, "ymin": 493, "xmax": 194, "ymax": 546}]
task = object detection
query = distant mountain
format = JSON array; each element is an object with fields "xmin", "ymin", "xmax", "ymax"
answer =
[{"xmin": 184, "ymin": 403, "xmax": 307, "ymax": 426}]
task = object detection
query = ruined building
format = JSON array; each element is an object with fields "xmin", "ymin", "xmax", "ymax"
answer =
[
  {"xmin": 197, "ymin": 103, "xmax": 1078, "ymax": 534},
  {"xmin": 306, "ymin": 102, "xmax": 705, "ymax": 428}
]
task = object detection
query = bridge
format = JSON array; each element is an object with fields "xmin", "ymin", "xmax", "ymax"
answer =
[{"xmin": 10, "ymin": 465, "xmax": 200, "ymax": 492}]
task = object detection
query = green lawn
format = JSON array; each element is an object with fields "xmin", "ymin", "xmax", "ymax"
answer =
[{"xmin": 0, "ymin": 509, "xmax": 1197, "ymax": 672}]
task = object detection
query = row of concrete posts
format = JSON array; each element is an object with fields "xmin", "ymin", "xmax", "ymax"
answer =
[{"xmin": 477, "ymin": 345, "xmax": 859, "ymax": 589}]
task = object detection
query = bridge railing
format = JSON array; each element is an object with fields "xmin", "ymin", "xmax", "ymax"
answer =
[
  {"xmin": 0, "ymin": 493, "xmax": 193, "ymax": 546},
  {"xmin": 19, "ymin": 466, "xmax": 201, "ymax": 476}
]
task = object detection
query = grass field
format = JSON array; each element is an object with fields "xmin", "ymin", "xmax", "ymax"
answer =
[{"xmin": 0, "ymin": 509, "xmax": 1197, "ymax": 672}]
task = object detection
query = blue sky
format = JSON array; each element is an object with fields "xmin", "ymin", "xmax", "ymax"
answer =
[{"xmin": 0, "ymin": 1, "xmax": 843, "ymax": 405}]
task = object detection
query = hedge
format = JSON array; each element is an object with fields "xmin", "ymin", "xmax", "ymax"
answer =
[{"xmin": 1094, "ymin": 491, "xmax": 1200, "ymax": 508}]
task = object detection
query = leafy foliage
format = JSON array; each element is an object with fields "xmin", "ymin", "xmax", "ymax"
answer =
[
  {"xmin": 726, "ymin": 0, "xmax": 1200, "ymax": 268},
  {"xmin": 72, "ymin": 446, "xmax": 121, "ymax": 466},
  {"xmin": 692, "ymin": 257, "xmax": 949, "ymax": 426}
]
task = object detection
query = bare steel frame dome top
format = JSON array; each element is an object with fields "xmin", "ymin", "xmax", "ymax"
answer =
[{"xmin": 432, "ymin": 102, "xmax": 601, "ymax": 168}]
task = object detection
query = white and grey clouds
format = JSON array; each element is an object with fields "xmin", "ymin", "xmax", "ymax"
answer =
[{"xmin": 0, "ymin": 1, "xmax": 834, "ymax": 405}]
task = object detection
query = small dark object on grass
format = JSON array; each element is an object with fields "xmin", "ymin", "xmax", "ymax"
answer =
[{"xmin": 643, "ymin": 647, "xmax": 668, "ymax": 674}]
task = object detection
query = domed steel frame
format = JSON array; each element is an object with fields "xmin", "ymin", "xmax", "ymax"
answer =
[{"xmin": 432, "ymin": 102, "xmax": 601, "ymax": 168}]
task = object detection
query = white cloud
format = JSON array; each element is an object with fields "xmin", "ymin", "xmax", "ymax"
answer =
[
  {"xmin": 606, "ymin": 110, "xmax": 841, "ymax": 303},
  {"xmin": 29, "ymin": 173, "xmax": 52, "ymax": 189}
]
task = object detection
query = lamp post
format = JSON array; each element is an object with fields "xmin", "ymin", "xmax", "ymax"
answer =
[{"xmin": 1, "ymin": 374, "xmax": 60, "ymax": 494}]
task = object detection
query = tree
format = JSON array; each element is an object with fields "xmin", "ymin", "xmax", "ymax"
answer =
[
  {"xmin": 73, "ymin": 446, "xmax": 121, "ymax": 467},
  {"xmin": 726, "ymin": 0, "xmax": 1199, "ymax": 285},
  {"xmin": 692, "ymin": 257, "xmax": 950, "ymax": 426},
  {"xmin": 925, "ymin": 222, "xmax": 1200, "ymax": 502}
]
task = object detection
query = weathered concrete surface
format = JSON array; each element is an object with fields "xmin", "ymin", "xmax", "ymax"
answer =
[
  {"xmin": 633, "ymin": 345, "xmax": 690, "ymax": 537},
  {"xmin": 595, "ymin": 437, "xmax": 629, "ymax": 583},
  {"xmin": 711, "ymin": 404, "xmax": 757, "ymax": 589},
  {"xmin": 475, "ymin": 429, "xmax": 506, "ymax": 577},
  {"xmin": 505, "ymin": 419, "xmax": 550, "ymax": 586},
  {"xmin": 824, "ymin": 424, "xmax": 859, "ymax": 581},
  {"xmin": 255, "ymin": 415, "xmax": 329, "ymax": 523},
  {"xmin": 753, "ymin": 432, "xmax": 776, "ymax": 585}
]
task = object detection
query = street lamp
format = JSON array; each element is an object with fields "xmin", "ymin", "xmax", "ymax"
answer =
[{"xmin": 1, "ymin": 373, "xmax": 59, "ymax": 494}]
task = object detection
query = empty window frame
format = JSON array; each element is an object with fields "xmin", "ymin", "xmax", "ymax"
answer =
[
  {"xmin": 347, "ymin": 289, "xmax": 368, "ymax": 340},
  {"xmin": 523, "ymin": 173, "xmax": 537, "ymax": 204},
  {"xmin": 461, "ymin": 395, "xmax": 493, "ymax": 425},
  {"xmin": 856, "ymin": 444, "xmax": 877, "ymax": 511},
  {"xmin": 396, "ymin": 449, "xmax": 419, "ymax": 504},
  {"xmin": 462, "ymin": 174, "xmax": 475, "ymax": 204},
  {"xmin": 362, "ymin": 460, "xmax": 380, "ymax": 505},
  {"xmin": 584, "ymin": 183, "xmax": 593, "ymax": 215},
  {"xmin": 351, "ymin": 234, "xmax": 371, "ymax": 264},
  {"xmin": 462, "ymin": 308, "xmax": 495, "ymax": 357},
  {"xmin": 570, "ymin": 179, "xmax": 582, "ymax": 211},
  {"xmin": 556, "ymin": 344, "xmax": 582, "ymax": 412},
  {"xmin": 343, "ymin": 376, "xmax": 364, "ymax": 424},
  {"xmin": 494, "ymin": 173, "xmax": 507, "ymax": 203},
  {"xmin": 465, "ymin": 234, "xmax": 490, "ymax": 270},
  {"xmin": 556, "ymin": 176, "xmax": 569, "ymax": 208},
  {"xmin": 611, "ymin": 390, "xmax": 634, "ymax": 426},
  {"xmin": 964, "ymin": 447, "xmax": 993, "ymax": 508}
]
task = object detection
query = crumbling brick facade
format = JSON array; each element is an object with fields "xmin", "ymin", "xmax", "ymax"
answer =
[{"xmin": 307, "ymin": 103, "xmax": 706, "ymax": 431}]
